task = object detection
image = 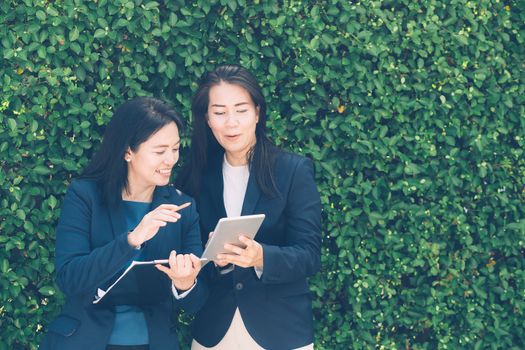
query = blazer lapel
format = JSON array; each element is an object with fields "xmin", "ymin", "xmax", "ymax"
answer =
[
  {"xmin": 150, "ymin": 186, "xmax": 171, "ymax": 243},
  {"xmin": 241, "ymin": 171, "xmax": 261, "ymax": 216},
  {"xmin": 140, "ymin": 187, "xmax": 172, "ymax": 260},
  {"xmin": 109, "ymin": 201, "xmax": 126, "ymax": 239},
  {"xmin": 151, "ymin": 185, "xmax": 170, "ymax": 209},
  {"xmin": 204, "ymin": 165, "xmax": 227, "ymax": 219}
]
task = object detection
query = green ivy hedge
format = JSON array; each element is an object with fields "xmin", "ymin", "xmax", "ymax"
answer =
[{"xmin": 1, "ymin": 0, "xmax": 524, "ymax": 349}]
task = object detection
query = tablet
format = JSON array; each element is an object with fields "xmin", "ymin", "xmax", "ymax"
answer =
[{"xmin": 201, "ymin": 214, "xmax": 265, "ymax": 261}]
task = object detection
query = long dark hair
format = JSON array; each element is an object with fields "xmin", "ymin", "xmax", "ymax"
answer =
[
  {"xmin": 81, "ymin": 97, "xmax": 183, "ymax": 207},
  {"xmin": 177, "ymin": 65, "xmax": 278, "ymax": 198}
]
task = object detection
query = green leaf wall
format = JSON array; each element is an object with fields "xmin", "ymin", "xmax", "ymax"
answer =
[{"xmin": 1, "ymin": 0, "xmax": 524, "ymax": 349}]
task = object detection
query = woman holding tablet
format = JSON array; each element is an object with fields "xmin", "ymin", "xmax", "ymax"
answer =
[
  {"xmin": 178, "ymin": 65, "xmax": 322, "ymax": 349},
  {"xmin": 40, "ymin": 97, "xmax": 207, "ymax": 350}
]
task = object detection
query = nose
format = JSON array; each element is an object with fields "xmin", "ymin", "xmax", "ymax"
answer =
[
  {"xmin": 164, "ymin": 150, "xmax": 178, "ymax": 165},
  {"xmin": 224, "ymin": 113, "xmax": 239, "ymax": 126}
]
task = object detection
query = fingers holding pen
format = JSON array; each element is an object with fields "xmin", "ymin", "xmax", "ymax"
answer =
[
  {"xmin": 147, "ymin": 203, "xmax": 191, "ymax": 225},
  {"xmin": 189, "ymin": 253, "xmax": 202, "ymax": 274},
  {"xmin": 158, "ymin": 202, "xmax": 192, "ymax": 212},
  {"xmin": 127, "ymin": 202, "xmax": 192, "ymax": 247},
  {"xmin": 156, "ymin": 250, "xmax": 201, "ymax": 291},
  {"xmin": 155, "ymin": 202, "xmax": 191, "ymax": 222},
  {"xmin": 152, "ymin": 209, "xmax": 181, "ymax": 223}
]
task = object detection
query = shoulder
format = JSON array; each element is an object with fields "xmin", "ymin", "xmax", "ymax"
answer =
[
  {"xmin": 69, "ymin": 178, "xmax": 99, "ymax": 191},
  {"xmin": 274, "ymin": 149, "xmax": 313, "ymax": 173},
  {"xmin": 66, "ymin": 178, "xmax": 102, "ymax": 200},
  {"xmin": 58, "ymin": 179, "xmax": 103, "ymax": 213}
]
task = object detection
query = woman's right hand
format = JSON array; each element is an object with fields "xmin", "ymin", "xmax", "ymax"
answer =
[{"xmin": 127, "ymin": 202, "xmax": 191, "ymax": 248}]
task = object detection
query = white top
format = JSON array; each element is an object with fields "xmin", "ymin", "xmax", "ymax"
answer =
[
  {"xmin": 222, "ymin": 155, "xmax": 250, "ymax": 217},
  {"xmin": 221, "ymin": 156, "xmax": 262, "ymax": 278}
]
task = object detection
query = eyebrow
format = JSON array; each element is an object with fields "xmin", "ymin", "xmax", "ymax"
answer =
[
  {"xmin": 153, "ymin": 140, "xmax": 180, "ymax": 148},
  {"xmin": 210, "ymin": 102, "xmax": 250, "ymax": 108}
]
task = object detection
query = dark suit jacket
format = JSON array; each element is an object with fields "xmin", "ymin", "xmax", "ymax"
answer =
[
  {"xmin": 40, "ymin": 179, "xmax": 207, "ymax": 350},
  {"xmin": 191, "ymin": 150, "xmax": 322, "ymax": 350}
]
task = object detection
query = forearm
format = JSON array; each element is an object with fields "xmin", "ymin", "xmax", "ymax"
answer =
[
  {"xmin": 55, "ymin": 233, "xmax": 138, "ymax": 296},
  {"xmin": 260, "ymin": 243, "xmax": 321, "ymax": 284}
]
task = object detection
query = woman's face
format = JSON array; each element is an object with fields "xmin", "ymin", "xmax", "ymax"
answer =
[
  {"xmin": 125, "ymin": 121, "xmax": 180, "ymax": 192},
  {"xmin": 206, "ymin": 82, "xmax": 259, "ymax": 166}
]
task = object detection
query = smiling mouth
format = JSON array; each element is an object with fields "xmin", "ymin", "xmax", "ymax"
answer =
[{"xmin": 157, "ymin": 169, "xmax": 172, "ymax": 175}]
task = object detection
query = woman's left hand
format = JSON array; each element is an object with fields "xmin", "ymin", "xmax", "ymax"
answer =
[
  {"xmin": 217, "ymin": 235, "xmax": 264, "ymax": 269},
  {"xmin": 156, "ymin": 250, "xmax": 201, "ymax": 291}
]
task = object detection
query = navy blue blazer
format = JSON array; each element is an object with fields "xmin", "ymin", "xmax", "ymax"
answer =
[
  {"xmin": 40, "ymin": 179, "xmax": 207, "ymax": 350},
  {"xmin": 190, "ymin": 150, "xmax": 322, "ymax": 350}
]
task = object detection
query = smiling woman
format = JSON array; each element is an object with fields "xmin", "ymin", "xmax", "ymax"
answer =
[
  {"xmin": 81, "ymin": 98, "xmax": 184, "ymax": 207},
  {"xmin": 124, "ymin": 122, "xmax": 181, "ymax": 202},
  {"xmin": 39, "ymin": 97, "xmax": 208, "ymax": 350}
]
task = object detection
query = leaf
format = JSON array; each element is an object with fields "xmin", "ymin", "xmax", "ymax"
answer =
[
  {"xmin": 94, "ymin": 29, "xmax": 106, "ymax": 39},
  {"xmin": 227, "ymin": 1, "xmax": 237, "ymax": 11},
  {"xmin": 35, "ymin": 10, "xmax": 46, "ymax": 21},
  {"xmin": 7, "ymin": 118, "xmax": 17, "ymax": 131},
  {"xmin": 48, "ymin": 195, "xmax": 57, "ymax": 210},
  {"xmin": 38, "ymin": 286, "xmax": 56, "ymax": 296},
  {"xmin": 69, "ymin": 27, "xmax": 79, "ymax": 41},
  {"xmin": 1, "ymin": 259, "xmax": 9, "ymax": 273},
  {"xmin": 16, "ymin": 209, "xmax": 26, "ymax": 220},
  {"xmin": 269, "ymin": 62, "xmax": 277, "ymax": 76},
  {"xmin": 454, "ymin": 33, "xmax": 469, "ymax": 46},
  {"xmin": 144, "ymin": 1, "xmax": 159, "ymax": 10},
  {"xmin": 33, "ymin": 165, "xmax": 51, "ymax": 175},
  {"xmin": 46, "ymin": 6, "xmax": 59, "ymax": 17}
]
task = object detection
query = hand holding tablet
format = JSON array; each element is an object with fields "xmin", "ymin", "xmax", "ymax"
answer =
[{"xmin": 201, "ymin": 214, "xmax": 265, "ymax": 263}]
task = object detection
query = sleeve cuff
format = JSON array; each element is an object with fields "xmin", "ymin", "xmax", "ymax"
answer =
[
  {"xmin": 171, "ymin": 280, "xmax": 197, "ymax": 299},
  {"xmin": 254, "ymin": 266, "xmax": 263, "ymax": 279},
  {"xmin": 216, "ymin": 263, "xmax": 234, "ymax": 275}
]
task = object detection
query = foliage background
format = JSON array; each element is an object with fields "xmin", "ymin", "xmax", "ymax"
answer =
[{"xmin": 1, "ymin": 0, "xmax": 524, "ymax": 349}]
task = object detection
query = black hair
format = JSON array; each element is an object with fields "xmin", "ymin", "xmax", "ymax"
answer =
[
  {"xmin": 177, "ymin": 64, "xmax": 278, "ymax": 198},
  {"xmin": 81, "ymin": 97, "xmax": 183, "ymax": 206}
]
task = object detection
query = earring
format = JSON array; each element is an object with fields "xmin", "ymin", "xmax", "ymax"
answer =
[{"xmin": 125, "ymin": 158, "xmax": 131, "ymax": 162}]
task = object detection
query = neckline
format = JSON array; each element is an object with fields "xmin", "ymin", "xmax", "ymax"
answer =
[
  {"xmin": 122, "ymin": 200, "xmax": 152, "ymax": 205},
  {"xmin": 223, "ymin": 154, "xmax": 249, "ymax": 169}
]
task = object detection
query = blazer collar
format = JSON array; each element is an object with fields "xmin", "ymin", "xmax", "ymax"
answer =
[{"xmin": 151, "ymin": 185, "xmax": 171, "ymax": 208}]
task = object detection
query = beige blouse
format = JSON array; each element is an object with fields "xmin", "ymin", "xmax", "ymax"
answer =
[{"xmin": 191, "ymin": 308, "xmax": 314, "ymax": 350}]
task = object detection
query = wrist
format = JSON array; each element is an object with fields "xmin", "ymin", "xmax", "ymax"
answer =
[
  {"xmin": 127, "ymin": 231, "xmax": 141, "ymax": 248},
  {"xmin": 173, "ymin": 279, "xmax": 195, "ymax": 292},
  {"xmin": 255, "ymin": 260, "xmax": 263, "ymax": 269},
  {"xmin": 255, "ymin": 245, "xmax": 264, "ymax": 269}
]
